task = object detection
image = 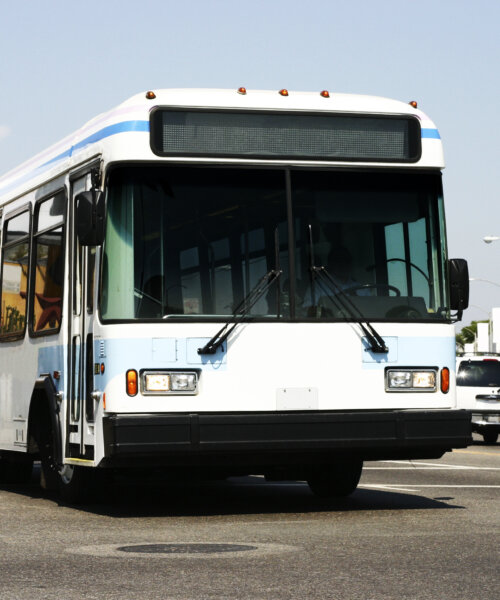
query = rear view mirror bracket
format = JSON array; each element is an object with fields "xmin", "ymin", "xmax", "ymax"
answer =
[{"xmin": 449, "ymin": 258, "xmax": 469, "ymax": 322}]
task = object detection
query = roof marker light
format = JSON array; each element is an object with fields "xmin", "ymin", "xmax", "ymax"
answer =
[
  {"xmin": 279, "ymin": 89, "xmax": 289, "ymax": 96},
  {"xmin": 237, "ymin": 87, "xmax": 247, "ymax": 95},
  {"xmin": 320, "ymin": 90, "xmax": 330, "ymax": 98},
  {"xmin": 145, "ymin": 91, "xmax": 156, "ymax": 100},
  {"xmin": 409, "ymin": 100, "xmax": 418, "ymax": 108}
]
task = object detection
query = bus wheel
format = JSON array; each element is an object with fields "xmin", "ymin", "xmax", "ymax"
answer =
[
  {"xmin": 36, "ymin": 426, "xmax": 59, "ymax": 492},
  {"xmin": 58, "ymin": 464, "xmax": 96, "ymax": 504},
  {"xmin": 0, "ymin": 452, "xmax": 34, "ymax": 484},
  {"xmin": 482, "ymin": 431, "xmax": 498, "ymax": 445},
  {"xmin": 307, "ymin": 460, "xmax": 363, "ymax": 498}
]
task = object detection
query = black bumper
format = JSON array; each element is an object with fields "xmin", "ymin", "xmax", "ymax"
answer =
[{"xmin": 102, "ymin": 409, "xmax": 471, "ymax": 468}]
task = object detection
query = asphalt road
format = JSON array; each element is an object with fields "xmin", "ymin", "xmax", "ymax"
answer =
[{"xmin": 1, "ymin": 436, "xmax": 498, "ymax": 600}]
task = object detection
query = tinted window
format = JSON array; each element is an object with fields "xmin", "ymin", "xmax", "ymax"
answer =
[
  {"xmin": 457, "ymin": 360, "xmax": 500, "ymax": 387},
  {"xmin": 0, "ymin": 209, "xmax": 30, "ymax": 338},
  {"xmin": 101, "ymin": 166, "xmax": 448, "ymax": 323},
  {"xmin": 31, "ymin": 193, "xmax": 65, "ymax": 335}
]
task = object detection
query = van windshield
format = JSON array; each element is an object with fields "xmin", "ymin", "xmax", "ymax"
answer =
[{"xmin": 457, "ymin": 360, "xmax": 500, "ymax": 387}]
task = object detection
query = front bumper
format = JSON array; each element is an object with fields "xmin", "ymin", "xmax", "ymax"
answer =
[{"xmin": 102, "ymin": 409, "xmax": 471, "ymax": 468}]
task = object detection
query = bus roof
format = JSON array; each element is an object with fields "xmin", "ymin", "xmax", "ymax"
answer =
[{"xmin": 0, "ymin": 88, "xmax": 443, "ymax": 202}]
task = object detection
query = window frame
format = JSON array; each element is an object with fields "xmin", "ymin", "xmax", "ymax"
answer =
[
  {"xmin": 28, "ymin": 190, "xmax": 67, "ymax": 338},
  {"xmin": 0, "ymin": 203, "xmax": 32, "ymax": 342},
  {"xmin": 98, "ymin": 163, "xmax": 451, "ymax": 325}
]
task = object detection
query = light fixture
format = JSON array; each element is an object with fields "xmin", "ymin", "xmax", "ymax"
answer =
[{"xmin": 386, "ymin": 368, "xmax": 437, "ymax": 392}]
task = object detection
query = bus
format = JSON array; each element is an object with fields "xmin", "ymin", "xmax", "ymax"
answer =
[{"xmin": 0, "ymin": 87, "xmax": 471, "ymax": 502}]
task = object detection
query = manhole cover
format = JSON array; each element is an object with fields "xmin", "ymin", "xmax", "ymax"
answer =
[{"xmin": 117, "ymin": 543, "xmax": 257, "ymax": 554}]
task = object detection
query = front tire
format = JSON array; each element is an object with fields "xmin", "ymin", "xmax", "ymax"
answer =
[
  {"xmin": 58, "ymin": 464, "xmax": 98, "ymax": 504},
  {"xmin": 307, "ymin": 460, "xmax": 363, "ymax": 498}
]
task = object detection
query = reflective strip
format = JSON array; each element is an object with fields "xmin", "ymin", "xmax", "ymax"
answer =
[
  {"xmin": 421, "ymin": 128, "xmax": 441, "ymax": 139},
  {"xmin": 42, "ymin": 120, "xmax": 150, "ymax": 167}
]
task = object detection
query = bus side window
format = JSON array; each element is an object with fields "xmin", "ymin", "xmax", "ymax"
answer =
[
  {"xmin": 30, "ymin": 192, "xmax": 66, "ymax": 335},
  {"xmin": 0, "ymin": 208, "xmax": 31, "ymax": 339}
]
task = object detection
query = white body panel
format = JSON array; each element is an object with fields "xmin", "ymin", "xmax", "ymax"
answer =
[{"xmin": 99, "ymin": 322, "xmax": 456, "ymax": 414}]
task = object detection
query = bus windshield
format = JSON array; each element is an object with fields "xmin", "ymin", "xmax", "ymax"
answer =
[{"xmin": 101, "ymin": 165, "xmax": 449, "ymax": 322}]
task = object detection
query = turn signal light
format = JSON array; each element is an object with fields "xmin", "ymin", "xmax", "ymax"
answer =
[
  {"xmin": 126, "ymin": 369, "xmax": 138, "ymax": 396},
  {"xmin": 441, "ymin": 367, "xmax": 450, "ymax": 394}
]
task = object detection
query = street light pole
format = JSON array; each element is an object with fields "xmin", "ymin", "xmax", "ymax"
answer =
[{"xmin": 469, "ymin": 277, "xmax": 500, "ymax": 288}]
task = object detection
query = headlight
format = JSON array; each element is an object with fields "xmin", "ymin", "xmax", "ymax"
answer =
[
  {"xmin": 170, "ymin": 373, "xmax": 197, "ymax": 391},
  {"xmin": 142, "ymin": 371, "xmax": 199, "ymax": 395},
  {"xmin": 387, "ymin": 371, "xmax": 412, "ymax": 388},
  {"xmin": 386, "ymin": 368, "xmax": 437, "ymax": 392},
  {"xmin": 145, "ymin": 373, "xmax": 170, "ymax": 392}
]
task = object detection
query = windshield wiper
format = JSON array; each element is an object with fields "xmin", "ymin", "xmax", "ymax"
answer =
[
  {"xmin": 197, "ymin": 269, "xmax": 282, "ymax": 355},
  {"xmin": 312, "ymin": 266, "xmax": 388, "ymax": 353},
  {"xmin": 307, "ymin": 226, "xmax": 387, "ymax": 354}
]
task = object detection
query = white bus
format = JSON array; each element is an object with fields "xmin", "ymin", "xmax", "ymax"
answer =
[{"xmin": 0, "ymin": 88, "xmax": 471, "ymax": 502}]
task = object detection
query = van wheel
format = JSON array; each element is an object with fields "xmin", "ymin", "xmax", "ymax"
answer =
[
  {"xmin": 482, "ymin": 431, "xmax": 498, "ymax": 444},
  {"xmin": 307, "ymin": 460, "xmax": 363, "ymax": 498},
  {"xmin": 0, "ymin": 452, "xmax": 33, "ymax": 484}
]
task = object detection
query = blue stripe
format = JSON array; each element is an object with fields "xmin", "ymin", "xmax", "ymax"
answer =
[
  {"xmin": 421, "ymin": 128, "xmax": 441, "ymax": 139},
  {"xmin": 0, "ymin": 120, "xmax": 149, "ymax": 196},
  {"xmin": 41, "ymin": 120, "xmax": 150, "ymax": 167}
]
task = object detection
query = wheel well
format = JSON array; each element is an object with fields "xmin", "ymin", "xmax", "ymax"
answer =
[
  {"xmin": 27, "ymin": 378, "xmax": 62, "ymax": 464},
  {"xmin": 27, "ymin": 390, "xmax": 51, "ymax": 455}
]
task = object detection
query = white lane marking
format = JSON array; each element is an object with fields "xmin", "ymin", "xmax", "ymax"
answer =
[
  {"xmin": 360, "ymin": 484, "xmax": 417, "ymax": 492},
  {"xmin": 365, "ymin": 467, "xmax": 500, "ymax": 470},
  {"xmin": 373, "ymin": 461, "xmax": 500, "ymax": 471},
  {"xmin": 393, "ymin": 485, "xmax": 500, "ymax": 488},
  {"xmin": 361, "ymin": 484, "xmax": 500, "ymax": 490}
]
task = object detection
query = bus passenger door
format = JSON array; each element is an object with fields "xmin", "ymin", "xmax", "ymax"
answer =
[{"xmin": 67, "ymin": 173, "xmax": 96, "ymax": 461}]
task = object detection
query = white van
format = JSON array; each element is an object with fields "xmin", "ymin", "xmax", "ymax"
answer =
[{"xmin": 456, "ymin": 354, "xmax": 500, "ymax": 444}]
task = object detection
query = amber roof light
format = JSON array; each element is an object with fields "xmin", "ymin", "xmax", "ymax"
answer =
[{"xmin": 145, "ymin": 91, "xmax": 157, "ymax": 100}]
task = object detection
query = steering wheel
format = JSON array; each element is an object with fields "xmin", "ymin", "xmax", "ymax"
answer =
[
  {"xmin": 367, "ymin": 258, "xmax": 430, "ymax": 283},
  {"xmin": 342, "ymin": 283, "xmax": 401, "ymax": 296},
  {"xmin": 385, "ymin": 306, "xmax": 423, "ymax": 319}
]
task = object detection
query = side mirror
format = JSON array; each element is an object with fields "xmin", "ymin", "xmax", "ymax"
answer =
[
  {"xmin": 76, "ymin": 190, "xmax": 105, "ymax": 246},
  {"xmin": 449, "ymin": 258, "xmax": 469, "ymax": 317}
]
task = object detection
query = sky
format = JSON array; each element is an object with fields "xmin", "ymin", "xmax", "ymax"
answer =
[{"xmin": 0, "ymin": 0, "xmax": 499, "ymax": 328}]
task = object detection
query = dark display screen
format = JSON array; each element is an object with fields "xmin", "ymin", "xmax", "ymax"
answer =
[{"xmin": 151, "ymin": 109, "xmax": 421, "ymax": 162}]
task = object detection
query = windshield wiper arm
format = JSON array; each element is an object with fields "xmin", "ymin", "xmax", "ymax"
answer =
[
  {"xmin": 198, "ymin": 269, "xmax": 282, "ymax": 355},
  {"xmin": 307, "ymin": 224, "xmax": 387, "ymax": 354},
  {"xmin": 312, "ymin": 265, "xmax": 389, "ymax": 354}
]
